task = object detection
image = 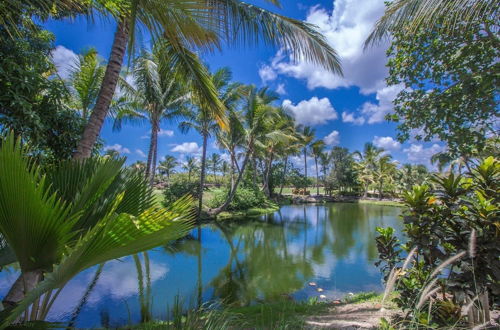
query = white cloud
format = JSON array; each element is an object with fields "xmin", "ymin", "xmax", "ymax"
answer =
[
  {"xmin": 360, "ymin": 84, "xmax": 403, "ymax": 124},
  {"xmin": 342, "ymin": 111, "xmax": 366, "ymax": 125},
  {"xmin": 324, "ymin": 130, "xmax": 340, "ymax": 146},
  {"xmin": 158, "ymin": 129, "xmax": 174, "ymax": 137},
  {"xmin": 135, "ymin": 149, "xmax": 146, "ymax": 157},
  {"xmin": 258, "ymin": 64, "xmax": 277, "ymax": 83},
  {"xmin": 270, "ymin": 1, "xmax": 389, "ymax": 94},
  {"xmin": 171, "ymin": 142, "xmax": 202, "ymax": 154},
  {"xmin": 404, "ymin": 143, "xmax": 445, "ymax": 165},
  {"xmin": 282, "ymin": 97, "xmax": 338, "ymax": 126},
  {"xmin": 276, "ymin": 83, "xmax": 287, "ymax": 95},
  {"xmin": 373, "ymin": 136, "xmax": 401, "ymax": 151},
  {"xmin": 51, "ymin": 45, "xmax": 78, "ymax": 79},
  {"xmin": 104, "ymin": 144, "xmax": 130, "ymax": 154}
]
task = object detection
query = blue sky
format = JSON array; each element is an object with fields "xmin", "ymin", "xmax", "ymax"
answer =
[{"xmin": 47, "ymin": 0, "xmax": 445, "ymax": 170}]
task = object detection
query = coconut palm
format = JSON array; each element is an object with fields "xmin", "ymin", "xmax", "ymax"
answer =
[
  {"xmin": 158, "ymin": 155, "xmax": 178, "ymax": 186},
  {"xmin": 297, "ymin": 125, "xmax": 316, "ymax": 182},
  {"xmin": 180, "ymin": 68, "xmax": 241, "ymax": 219},
  {"xmin": 311, "ymin": 140, "xmax": 326, "ymax": 195},
  {"xmin": 210, "ymin": 86, "xmax": 279, "ymax": 214},
  {"xmin": 365, "ymin": 0, "xmax": 499, "ymax": 47},
  {"xmin": 183, "ymin": 156, "xmax": 199, "ymax": 182},
  {"xmin": 208, "ymin": 153, "xmax": 222, "ymax": 184},
  {"xmin": 354, "ymin": 143, "xmax": 385, "ymax": 197},
  {"xmin": 113, "ymin": 41, "xmax": 208, "ymax": 184},
  {"xmin": 0, "ymin": 133, "xmax": 194, "ymax": 325},
  {"xmin": 73, "ymin": 0, "xmax": 343, "ymax": 160},
  {"xmin": 373, "ymin": 155, "xmax": 398, "ymax": 199},
  {"xmin": 67, "ymin": 48, "xmax": 106, "ymax": 120}
]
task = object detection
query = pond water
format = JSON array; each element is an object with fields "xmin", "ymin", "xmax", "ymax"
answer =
[{"xmin": 0, "ymin": 203, "xmax": 403, "ymax": 327}]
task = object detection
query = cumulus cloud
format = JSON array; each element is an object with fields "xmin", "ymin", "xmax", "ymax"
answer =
[
  {"xmin": 360, "ymin": 84, "xmax": 403, "ymax": 124},
  {"xmin": 404, "ymin": 143, "xmax": 445, "ymax": 165},
  {"xmin": 342, "ymin": 111, "xmax": 366, "ymax": 125},
  {"xmin": 283, "ymin": 97, "xmax": 338, "ymax": 126},
  {"xmin": 135, "ymin": 149, "xmax": 146, "ymax": 157},
  {"xmin": 258, "ymin": 65, "xmax": 277, "ymax": 83},
  {"xmin": 373, "ymin": 136, "xmax": 401, "ymax": 151},
  {"xmin": 104, "ymin": 144, "xmax": 130, "ymax": 154},
  {"xmin": 324, "ymin": 130, "xmax": 340, "ymax": 146},
  {"xmin": 158, "ymin": 129, "xmax": 174, "ymax": 137},
  {"xmin": 270, "ymin": 0, "xmax": 389, "ymax": 94},
  {"xmin": 171, "ymin": 142, "xmax": 202, "ymax": 154},
  {"xmin": 276, "ymin": 83, "xmax": 287, "ymax": 95},
  {"xmin": 51, "ymin": 45, "xmax": 78, "ymax": 79}
]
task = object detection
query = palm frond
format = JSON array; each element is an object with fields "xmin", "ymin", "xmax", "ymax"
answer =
[{"xmin": 365, "ymin": 0, "xmax": 500, "ymax": 47}]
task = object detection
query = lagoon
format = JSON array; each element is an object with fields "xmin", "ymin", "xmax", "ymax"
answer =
[{"xmin": 0, "ymin": 203, "xmax": 403, "ymax": 327}]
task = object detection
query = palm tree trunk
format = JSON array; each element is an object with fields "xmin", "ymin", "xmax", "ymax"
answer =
[
  {"xmin": 304, "ymin": 148, "xmax": 308, "ymax": 191},
  {"xmin": 279, "ymin": 156, "xmax": 288, "ymax": 196},
  {"xmin": 73, "ymin": 20, "xmax": 129, "ymax": 160},
  {"xmin": 263, "ymin": 152, "xmax": 274, "ymax": 197},
  {"xmin": 211, "ymin": 145, "xmax": 252, "ymax": 215},
  {"xmin": 315, "ymin": 156, "xmax": 319, "ymax": 196},
  {"xmin": 252, "ymin": 154, "xmax": 258, "ymax": 190},
  {"xmin": 197, "ymin": 133, "xmax": 208, "ymax": 221},
  {"xmin": 3, "ymin": 269, "xmax": 43, "ymax": 310},
  {"xmin": 230, "ymin": 157, "xmax": 235, "ymax": 189},
  {"xmin": 145, "ymin": 120, "xmax": 158, "ymax": 183},
  {"xmin": 150, "ymin": 130, "xmax": 159, "ymax": 186}
]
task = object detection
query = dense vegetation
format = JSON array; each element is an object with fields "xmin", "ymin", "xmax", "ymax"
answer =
[{"xmin": 0, "ymin": 0, "xmax": 498, "ymax": 328}]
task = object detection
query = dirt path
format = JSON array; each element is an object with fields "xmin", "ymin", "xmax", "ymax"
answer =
[{"xmin": 305, "ymin": 302, "xmax": 399, "ymax": 329}]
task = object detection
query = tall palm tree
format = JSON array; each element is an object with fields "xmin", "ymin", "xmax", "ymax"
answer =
[
  {"xmin": 158, "ymin": 155, "xmax": 178, "ymax": 186},
  {"xmin": 180, "ymin": 68, "xmax": 240, "ymax": 219},
  {"xmin": 298, "ymin": 125, "xmax": 316, "ymax": 182},
  {"xmin": 354, "ymin": 143, "xmax": 385, "ymax": 197},
  {"xmin": 311, "ymin": 140, "xmax": 326, "ymax": 196},
  {"xmin": 210, "ymin": 86, "xmax": 279, "ymax": 214},
  {"xmin": 183, "ymin": 156, "xmax": 199, "ymax": 182},
  {"xmin": 67, "ymin": 48, "xmax": 105, "ymax": 120},
  {"xmin": 373, "ymin": 155, "xmax": 398, "ymax": 199},
  {"xmin": 73, "ymin": 0, "xmax": 343, "ymax": 160},
  {"xmin": 113, "ymin": 42, "xmax": 202, "ymax": 184},
  {"xmin": 365, "ymin": 0, "xmax": 499, "ymax": 47},
  {"xmin": 208, "ymin": 153, "xmax": 222, "ymax": 184}
]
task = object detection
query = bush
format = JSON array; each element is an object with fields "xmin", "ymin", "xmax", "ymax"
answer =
[
  {"xmin": 208, "ymin": 187, "xmax": 268, "ymax": 211},
  {"xmin": 375, "ymin": 157, "xmax": 499, "ymax": 327},
  {"xmin": 163, "ymin": 179, "xmax": 200, "ymax": 206}
]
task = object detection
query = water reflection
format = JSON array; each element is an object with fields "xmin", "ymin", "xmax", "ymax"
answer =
[{"xmin": 0, "ymin": 203, "xmax": 402, "ymax": 327}]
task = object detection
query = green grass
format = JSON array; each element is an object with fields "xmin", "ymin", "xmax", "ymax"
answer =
[
  {"xmin": 227, "ymin": 299, "xmax": 331, "ymax": 329},
  {"xmin": 358, "ymin": 199, "xmax": 403, "ymax": 207},
  {"xmin": 216, "ymin": 203, "xmax": 280, "ymax": 220}
]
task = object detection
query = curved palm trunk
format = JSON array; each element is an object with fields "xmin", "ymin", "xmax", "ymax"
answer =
[
  {"xmin": 197, "ymin": 133, "xmax": 208, "ymax": 221},
  {"xmin": 303, "ymin": 148, "xmax": 308, "ymax": 190},
  {"xmin": 211, "ymin": 145, "xmax": 252, "ymax": 215},
  {"xmin": 314, "ymin": 156, "xmax": 319, "ymax": 196},
  {"xmin": 263, "ymin": 152, "xmax": 274, "ymax": 197},
  {"xmin": 279, "ymin": 156, "xmax": 288, "ymax": 196},
  {"xmin": 74, "ymin": 20, "xmax": 129, "ymax": 160}
]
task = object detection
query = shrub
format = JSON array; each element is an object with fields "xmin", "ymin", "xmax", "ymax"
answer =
[
  {"xmin": 163, "ymin": 179, "xmax": 200, "ymax": 206},
  {"xmin": 208, "ymin": 187, "xmax": 268, "ymax": 211},
  {"xmin": 375, "ymin": 157, "xmax": 499, "ymax": 327}
]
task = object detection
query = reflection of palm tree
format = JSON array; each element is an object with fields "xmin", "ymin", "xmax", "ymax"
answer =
[{"xmin": 133, "ymin": 252, "xmax": 152, "ymax": 322}]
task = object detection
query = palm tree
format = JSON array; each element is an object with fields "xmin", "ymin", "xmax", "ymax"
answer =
[
  {"xmin": 208, "ymin": 153, "xmax": 222, "ymax": 184},
  {"xmin": 210, "ymin": 86, "xmax": 279, "ymax": 214},
  {"xmin": 365, "ymin": 0, "xmax": 498, "ymax": 47},
  {"xmin": 67, "ymin": 48, "xmax": 105, "ymax": 120},
  {"xmin": 297, "ymin": 125, "xmax": 316, "ymax": 187},
  {"xmin": 354, "ymin": 143, "xmax": 385, "ymax": 197},
  {"xmin": 373, "ymin": 155, "xmax": 398, "ymax": 199},
  {"xmin": 0, "ymin": 133, "xmax": 194, "ymax": 325},
  {"xmin": 311, "ymin": 140, "xmax": 326, "ymax": 195},
  {"xmin": 131, "ymin": 160, "xmax": 146, "ymax": 172},
  {"xmin": 183, "ymin": 156, "xmax": 199, "ymax": 182},
  {"xmin": 158, "ymin": 155, "xmax": 178, "ymax": 186},
  {"xmin": 180, "ymin": 68, "xmax": 240, "ymax": 219},
  {"xmin": 113, "ymin": 42, "xmax": 201, "ymax": 184},
  {"xmin": 73, "ymin": 0, "xmax": 343, "ymax": 160}
]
